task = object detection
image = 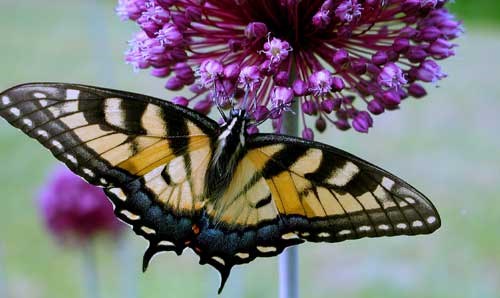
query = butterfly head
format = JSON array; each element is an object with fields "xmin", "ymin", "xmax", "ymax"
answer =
[
  {"xmin": 222, "ymin": 108, "xmax": 247, "ymax": 138},
  {"xmin": 229, "ymin": 108, "xmax": 246, "ymax": 121}
]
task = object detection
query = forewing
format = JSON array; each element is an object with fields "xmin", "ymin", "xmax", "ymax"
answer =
[
  {"xmin": 0, "ymin": 82, "xmax": 219, "ymax": 268},
  {"xmin": 0, "ymin": 83, "xmax": 217, "ymax": 186}
]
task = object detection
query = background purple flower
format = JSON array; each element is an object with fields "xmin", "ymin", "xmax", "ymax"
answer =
[
  {"xmin": 117, "ymin": 0, "xmax": 461, "ymax": 136},
  {"xmin": 38, "ymin": 166, "xmax": 124, "ymax": 244}
]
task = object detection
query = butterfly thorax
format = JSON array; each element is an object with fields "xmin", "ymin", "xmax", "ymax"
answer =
[{"xmin": 205, "ymin": 109, "xmax": 247, "ymax": 201}]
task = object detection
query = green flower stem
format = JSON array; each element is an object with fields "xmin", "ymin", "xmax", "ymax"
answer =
[
  {"xmin": 82, "ymin": 242, "xmax": 100, "ymax": 298},
  {"xmin": 116, "ymin": 235, "xmax": 138, "ymax": 298},
  {"xmin": 279, "ymin": 96, "xmax": 299, "ymax": 298}
]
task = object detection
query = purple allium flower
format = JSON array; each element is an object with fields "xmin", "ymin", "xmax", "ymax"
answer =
[
  {"xmin": 38, "ymin": 167, "xmax": 124, "ymax": 244},
  {"xmin": 117, "ymin": 0, "xmax": 461, "ymax": 136}
]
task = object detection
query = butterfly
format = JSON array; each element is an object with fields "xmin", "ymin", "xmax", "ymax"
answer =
[{"xmin": 0, "ymin": 83, "xmax": 440, "ymax": 293}]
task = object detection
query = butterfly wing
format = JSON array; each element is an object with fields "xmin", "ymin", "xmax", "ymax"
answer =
[
  {"xmin": 199, "ymin": 133, "xmax": 440, "ymax": 290},
  {"xmin": 247, "ymin": 134, "xmax": 441, "ymax": 237},
  {"xmin": 0, "ymin": 82, "xmax": 220, "ymax": 263},
  {"xmin": 0, "ymin": 83, "xmax": 440, "ymax": 293}
]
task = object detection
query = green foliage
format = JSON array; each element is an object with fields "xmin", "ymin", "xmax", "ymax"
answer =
[{"xmin": 449, "ymin": 0, "xmax": 500, "ymax": 25}]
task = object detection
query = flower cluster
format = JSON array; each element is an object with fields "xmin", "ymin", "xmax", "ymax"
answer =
[
  {"xmin": 38, "ymin": 167, "xmax": 124, "ymax": 244},
  {"xmin": 117, "ymin": 0, "xmax": 461, "ymax": 137}
]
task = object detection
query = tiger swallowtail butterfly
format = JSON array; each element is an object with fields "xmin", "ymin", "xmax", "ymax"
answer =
[{"xmin": 0, "ymin": 83, "xmax": 440, "ymax": 293}]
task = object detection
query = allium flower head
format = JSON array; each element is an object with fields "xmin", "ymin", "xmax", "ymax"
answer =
[
  {"xmin": 118, "ymin": 0, "xmax": 461, "ymax": 136},
  {"xmin": 38, "ymin": 167, "xmax": 124, "ymax": 244}
]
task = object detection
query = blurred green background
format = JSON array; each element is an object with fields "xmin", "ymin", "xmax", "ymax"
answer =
[{"xmin": 0, "ymin": 1, "xmax": 499, "ymax": 298}]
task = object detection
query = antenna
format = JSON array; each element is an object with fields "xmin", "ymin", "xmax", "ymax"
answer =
[{"xmin": 212, "ymin": 81, "xmax": 228, "ymax": 123}]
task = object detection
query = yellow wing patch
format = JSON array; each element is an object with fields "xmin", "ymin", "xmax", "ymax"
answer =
[
  {"xmin": 142, "ymin": 144, "xmax": 212, "ymax": 213},
  {"xmin": 205, "ymin": 153, "xmax": 279, "ymax": 227}
]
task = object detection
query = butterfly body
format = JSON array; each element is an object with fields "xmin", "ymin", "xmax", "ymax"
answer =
[
  {"xmin": 206, "ymin": 109, "xmax": 248, "ymax": 201},
  {"xmin": 0, "ymin": 83, "xmax": 441, "ymax": 293}
]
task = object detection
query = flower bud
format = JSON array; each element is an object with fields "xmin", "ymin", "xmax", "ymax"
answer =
[
  {"xmin": 165, "ymin": 76, "xmax": 184, "ymax": 90},
  {"xmin": 245, "ymin": 22, "xmax": 268, "ymax": 40},
  {"xmin": 315, "ymin": 117, "xmax": 326, "ymax": 132},
  {"xmin": 172, "ymin": 96, "xmax": 189, "ymax": 106},
  {"xmin": 381, "ymin": 90, "xmax": 401, "ymax": 107},
  {"xmin": 372, "ymin": 50, "xmax": 388, "ymax": 65},
  {"xmin": 332, "ymin": 49, "xmax": 349, "ymax": 65},
  {"xmin": 408, "ymin": 83, "xmax": 427, "ymax": 98},
  {"xmin": 224, "ymin": 63, "xmax": 240, "ymax": 80},
  {"xmin": 151, "ymin": 67, "xmax": 170, "ymax": 77},
  {"xmin": 293, "ymin": 79, "xmax": 308, "ymax": 96},
  {"xmin": 302, "ymin": 100, "xmax": 317, "ymax": 115},
  {"xmin": 352, "ymin": 112, "xmax": 373, "ymax": 133},
  {"xmin": 302, "ymin": 128, "xmax": 314, "ymax": 140},
  {"xmin": 367, "ymin": 99, "xmax": 385, "ymax": 115},
  {"xmin": 393, "ymin": 38, "xmax": 410, "ymax": 53},
  {"xmin": 194, "ymin": 99, "xmax": 212, "ymax": 115}
]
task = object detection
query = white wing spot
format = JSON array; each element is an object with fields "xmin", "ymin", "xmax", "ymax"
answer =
[
  {"xmin": 120, "ymin": 210, "xmax": 140, "ymax": 220},
  {"xmin": 65, "ymin": 154, "xmax": 78, "ymax": 165},
  {"xmin": 382, "ymin": 200, "xmax": 397, "ymax": 209},
  {"xmin": 338, "ymin": 229, "xmax": 352, "ymax": 236},
  {"xmin": 406, "ymin": 197, "xmax": 416, "ymax": 204},
  {"xmin": 104, "ymin": 98, "xmax": 126, "ymax": 128},
  {"xmin": 22, "ymin": 118, "xmax": 33, "ymax": 127},
  {"xmin": 378, "ymin": 224, "xmax": 390, "ymax": 230},
  {"xmin": 381, "ymin": 177, "xmax": 395, "ymax": 190},
  {"xmin": 66, "ymin": 89, "xmax": 80, "ymax": 99},
  {"xmin": 235, "ymin": 252, "xmax": 250, "ymax": 259},
  {"xmin": 211, "ymin": 256, "xmax": 225, "ymax": 266},
  {"xmin": 99, "ymin": 178, "xmax": 108, "ymax": 185},
  {"xmin": 427, "ymin": 216, "xmax": 437, "ymax": 224},
  {"xmin": 82, "ymin": 168, "xmax": 95, "ymax": 178},
  {"xmin": 318, "ymin": 232, "xmax": 330, "ymax": 238},
  {"xmin": 168, "ymin": 156, "xmax": 187, "ymax": 184},
  {"xmin": 300, "ymin": 232, "xmax": 310, "ymax": 237},
  {"xmin": 109, "ymin": 188, "xmax": 127, "ymax": 201},
  {"xmin": 9, "ymin": 107, "xmax": 20, "ymax": 117},
  {"xmin": 48, "ymin": 106, "xmax": 61, "ymax": 118},
  {"xmin": 51, "ymin": 140, "xmax": 63, "ymax": 150},
  {"xmin": 412, "ymin": 220, "xmax": 423, "ymax": 227},
  {"xmin": 257, "ymin": 246, "xmax": 277, "ymax": 253},
  {"xmin": 158, "ymin": 240, "xmax": 175, "ymax": 247},
  {"xmin": 39, "ymin": 99, "xmax": 48, "ymax": 107},
  {"xmin": 1, "ymin": 96, "xmax": 10, "ymax": 105},
  {"xmin": 33, "ymin": 92, "xmax": 47, "ymax": 98},
  {"xmin": 396, "ymin": 223, "xmax": 407, "ymax": 229},
  {"xmin": 358, "ymin": 226, "xmax": 371, "ymax": 232},
  {"xmin": 399, "ymin": 201, "xmax": 408, "ymax": 207},
  {"xmin": 281, "ymin": 232, "xmax": 299, "ymax": 240},
  {"xmin": 36, "ymin": 129, "xmax": 49, "ymax": 138},
  {"xmin": 141, "ymin": 226, "xmax": 156, "ymax": 235},
  {"xmin": 327, "ymin": 161, "xmax": 360, "ymax": 186}
]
